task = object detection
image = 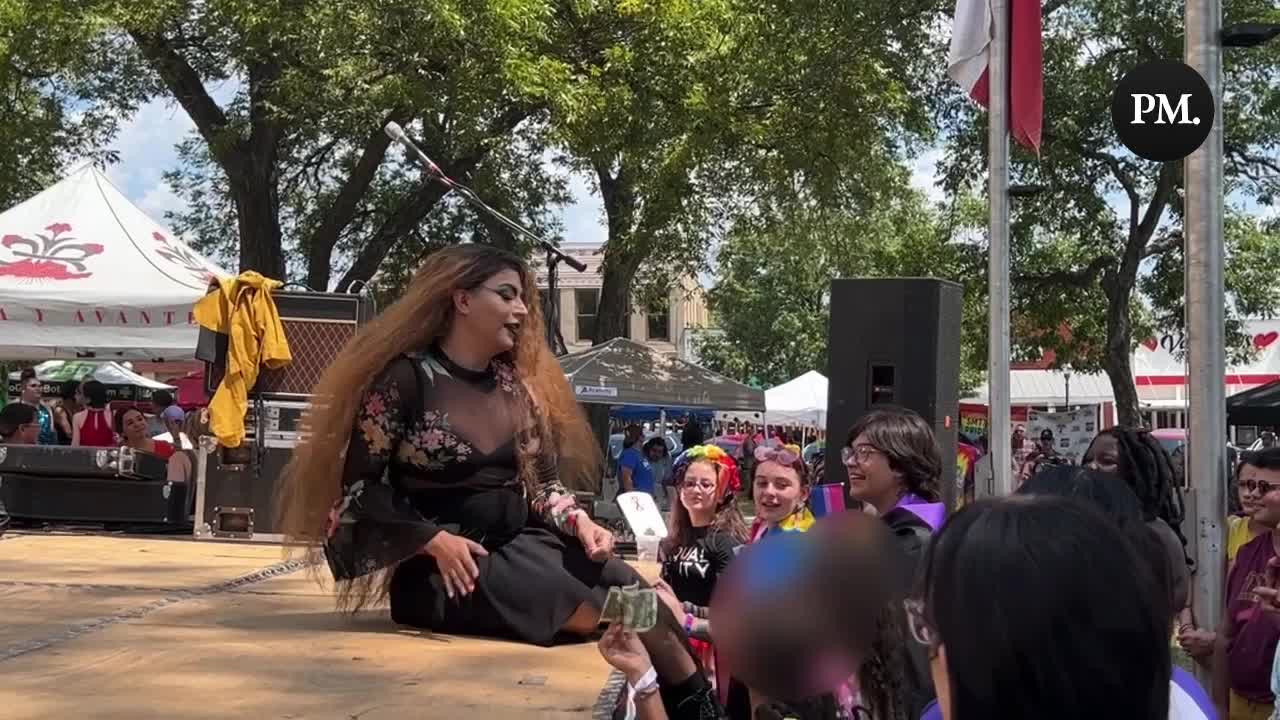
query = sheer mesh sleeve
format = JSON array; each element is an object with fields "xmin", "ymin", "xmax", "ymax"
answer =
[
  {"xmin": 527, "ymin": 450, "xmax": 584, "ymax": 536},
  {"xmin": 324, "ymin": 357, "xmax": 442, "ymax": 580}
]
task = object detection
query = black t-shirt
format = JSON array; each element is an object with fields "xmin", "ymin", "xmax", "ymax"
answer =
[{"xmin": 660, "ymin": 526, "xmax": 741, "ymax": 608}]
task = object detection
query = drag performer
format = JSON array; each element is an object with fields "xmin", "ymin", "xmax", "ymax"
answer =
[{"xmin": 279, "ymin": 244, "xmax": 716, "ymax": 719}]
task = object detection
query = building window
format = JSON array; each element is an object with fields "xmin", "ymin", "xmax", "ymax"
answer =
[
  {"xmin": 646, "ymin": 299, "xmax": 670, "ymax": 342},
  {"xmin": 575, "ymin": 289, "xmax": 599, "ymax": 342}
]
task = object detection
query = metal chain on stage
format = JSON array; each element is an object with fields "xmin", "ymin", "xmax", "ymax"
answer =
[
  {"xmin": 592, "ymin": 669, "xmax": 628, "ymax": 720},
  {"xmin": 0, "ymin": 557, "xmax": 309, "ymax": 664}
]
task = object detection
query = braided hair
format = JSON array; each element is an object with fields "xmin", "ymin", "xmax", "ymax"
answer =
[{"xmin": 1087, "ymin": 427, "xmax": 1191, "ymax": 569}]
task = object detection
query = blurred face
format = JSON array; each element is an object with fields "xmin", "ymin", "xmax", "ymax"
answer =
[
  {"xmin": 121, "ymin": 409, "xmax": 148, "ymax": 441},
  {"xmin": 454, "ymin": 268, "xmax": 528, "ymax": 355},
  {"xmin": 680, "ymin": 461, "xmax": 719, "ymax": 519},
  {"xmin": 21, "ymin": 378, "xmax": 41, "ymax": 404},
  {"xmin": 74, "ymin": 383, "xmax": 86, "ymax": 406},
  {"xmin": 646, "ymin": 444, "xmax": 663, "ymax": 460},
  {"xmin": 754, "ymin": 460, "xmax": 805, "ymax": 524},
  {"xmin": 1241, "ymin": 464, "xmax": 1280, "ymax": 526},
  {"xmin": 844, "ymin": 434, "xmax": 900, "ymax": 508},
  {"xmin": 1084, "ymin": 435, "xmax": 1121, "ymax": 473}
]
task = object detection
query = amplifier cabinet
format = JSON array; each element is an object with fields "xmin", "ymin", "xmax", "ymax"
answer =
[
  {"xmin": 0, "ymin": 473, "xmax": 188, "ymax": 525},
  {"xmin": 0, "ymin": 445, "xmax": 169, "ymax": 482},
  {"xmin": 199, "ymin": 290, "xmax": 374, "ymax": 401},
  {"xmin": 201, "ymin": 440, "xmax": 293, "ymax": 537}
]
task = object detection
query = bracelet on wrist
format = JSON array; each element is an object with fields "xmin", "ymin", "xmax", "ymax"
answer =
[
  {"xmin": 629, "ymin": 666, "xmax": 659, "ymax": 698},
  {"xmin": 683, "ymin": 613, "xmax": 695, "ymax": 635}
]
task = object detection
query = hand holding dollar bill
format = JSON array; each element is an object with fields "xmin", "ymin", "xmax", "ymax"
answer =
[{"xmin": 599, "ymin": 583, "xmax": 658, "ymax": 633}]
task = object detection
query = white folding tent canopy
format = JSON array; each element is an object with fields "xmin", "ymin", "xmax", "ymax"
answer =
[
  {"xmin": 764, "ymin": 370, "xmax": 828, "ymax": 428},
  {"xmin": 0, "ymin": 165, "xmax": 226, "ymax": 360}
]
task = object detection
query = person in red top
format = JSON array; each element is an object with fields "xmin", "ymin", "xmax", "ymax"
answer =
[
  {"xmin": 115, "ymin": 407, "xmax": 175, "ymax": 460},
  {"xmin": 73, "ymin": 380, "xmax": 117, "ymax": 448}
]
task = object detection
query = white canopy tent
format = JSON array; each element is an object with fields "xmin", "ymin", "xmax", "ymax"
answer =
[
  {"xmin": 764, "ymin": 370, "xmax": 828, "ymax": 428},
  {"xmin": 0, "ymin": 165, "xmax": 226, "ymax": 360}
]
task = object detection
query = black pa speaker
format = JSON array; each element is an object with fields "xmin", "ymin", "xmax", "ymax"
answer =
[{"xmin": 824, "ymin": 278, "xmax": 963, "ymax": 509}]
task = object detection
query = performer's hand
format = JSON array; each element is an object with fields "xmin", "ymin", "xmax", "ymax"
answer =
[
  {"xmin": 576, "ymin": 515, "xmax": 614, "ymax": 561},
  {"xmin": 597, "ymin": 625, "xmax": 653, "ymax": 684},
  {"xmin": 424, "ymin": 532, "xmax": 488, "ymax": 599}
]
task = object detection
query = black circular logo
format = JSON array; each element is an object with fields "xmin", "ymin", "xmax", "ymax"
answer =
[{"xmin": 1111, "ymin": 60, "xmax": 1214, "ymax": 162}]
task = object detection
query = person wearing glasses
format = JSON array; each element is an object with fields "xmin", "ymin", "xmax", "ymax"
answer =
[
  {"xmin": 15, "ymin": 368, "xmax": 56, "ymax": 445},
  {"xmin": 0, "ymin": 402, "xmax": 40, "ymax": 445},
  {"xmin": 842, "ymin": 407, "xmax": 945, "ymax": 719},
  {"xmin": 277, "ymin": 244, "xmax": 718, "ymax": 720},
  {"xmin": 650, "ymin": 444, "xmax": 748, "ymax": 702},
  {"xmin": 1213, "ymin": 448, "xmax": 1280, "ymax": 720}
]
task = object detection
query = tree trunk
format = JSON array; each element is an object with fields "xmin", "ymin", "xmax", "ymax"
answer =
[
  {"xmin": 230, "ymin": 163, "xmax": 285, "ymax": 278},
  {"xmin": 1102, "ymin": 275, "xmax": 1143, "ymax": 427}
]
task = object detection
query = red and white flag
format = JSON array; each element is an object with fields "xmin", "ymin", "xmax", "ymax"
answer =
[{"xmin": 947, "ymin": 0, "xmax": 1043, "ymax": 153}]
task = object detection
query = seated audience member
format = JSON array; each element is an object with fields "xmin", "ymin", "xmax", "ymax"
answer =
[
  {"xmin": 0, "ymin": 403, "xmax": 40, "ymax": 444},
  {"xmin": 116, "ymin": 407, "xmax": 176, "ymax": 460},
  {"xmin": 73, "ymin": 380, "xmax": 116, "ymax": 447}
]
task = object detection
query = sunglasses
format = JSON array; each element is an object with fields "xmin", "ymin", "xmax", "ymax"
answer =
[
  {"xmin": 903, "ymin": 599, "xmax": 937, "ymax": 647},
  {"xmin": 841, "ymin": 444, "xmax": 881, "ymax": 464},
  {"xmin": 754, "ymin": 445, "xmax": 799, "ymax": 466},
  {"xmin": 1242, "ymin": 478, "xmax": 1280, "ymax": 495}
]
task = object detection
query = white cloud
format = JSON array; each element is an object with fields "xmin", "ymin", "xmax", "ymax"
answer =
[
  {"xmin": 554, "ymin": 169, "xmax": 606, "ymax": 246},
  {"xmin": 910, "ymin": 148, "xmax": 945, "ymax": 204}
]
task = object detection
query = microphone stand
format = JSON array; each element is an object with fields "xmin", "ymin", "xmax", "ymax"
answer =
[{"xmin": 383, "ymin": 122, "xmax": 584, "ymax": 356}]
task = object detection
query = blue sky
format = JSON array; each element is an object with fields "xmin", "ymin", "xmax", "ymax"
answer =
[
  {"xmin": 98, "ymin": 95, "xmax": 1268, "ymax": 264},
  {"xmin": 99, "ymin": 95, "xmax": 949, "ymax": 252}
]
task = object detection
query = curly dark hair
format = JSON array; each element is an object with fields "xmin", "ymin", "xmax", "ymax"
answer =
[
  {"xmin": 1086, "ymin": 427, "xmax": 1191, "ymax": 569},
  {"xmin": 845, "ymin": 407, "xmax": 943, "ymax": 503}
]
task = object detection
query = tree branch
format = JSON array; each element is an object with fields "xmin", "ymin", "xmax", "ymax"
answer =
[
  {"xmin": 334, "ymin": 105, "xmax": 535, "ymax": 291},
  {"xmin": 1014, "ymin": 255, "xmax": 1112, "ymax": 290},
  {"xmin": 128, "ymin": 29, "xmax": 237, "ymax": 171},
  {"xmin": 304, "ymin": 116, "xmax": 406, "ymax": 289}
]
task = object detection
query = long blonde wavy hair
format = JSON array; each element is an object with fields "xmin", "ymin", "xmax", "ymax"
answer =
[{"xmin": 276, "ymin": 243, "xmax": 599, "ymax": 608}]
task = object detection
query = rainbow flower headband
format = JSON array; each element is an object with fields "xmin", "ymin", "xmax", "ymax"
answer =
[{"xmin": 673, "ymin": 444, "xmax": 742, "ymax": 495}]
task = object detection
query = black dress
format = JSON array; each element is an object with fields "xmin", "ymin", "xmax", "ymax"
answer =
[{"xmin": 324, "ymin": 349, "xmax": 640, "ymax": 646}]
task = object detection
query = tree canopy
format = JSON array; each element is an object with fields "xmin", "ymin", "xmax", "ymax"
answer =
[{"xmin": 938, "ymin": 0, "xmax": 1280, "ymax": 424}]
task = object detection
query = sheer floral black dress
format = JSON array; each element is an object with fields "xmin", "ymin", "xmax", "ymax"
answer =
[{"xmin": 324, "ymin": 348, "xmax": 642, "ymax": 645}]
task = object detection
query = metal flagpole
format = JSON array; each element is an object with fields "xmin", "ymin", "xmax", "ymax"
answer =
[
  {"xmin": 988, "ymin": 0, "xmax": 1013, "ymax": 495},
  {"xmin": 1185, "ymin": 0, "xmax": 1226, "ymax": 687}
]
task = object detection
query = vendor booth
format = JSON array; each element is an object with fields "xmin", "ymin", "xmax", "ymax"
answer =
[
  {"xmin": 7, "ymin": 360, "xmax": 176, "ymax": 404},
  {"xmin": 0, "ymin": 165, "xmax": 225, "ymax": 360},
  {"xmin": 765, "ymin": 371, "xmax": 828, "ymax": 429},
  {"xmin": 0, "ymin": 166, "xmax": 226, "ymax": 530}
]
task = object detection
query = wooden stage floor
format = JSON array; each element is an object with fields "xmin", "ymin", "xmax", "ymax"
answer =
[{"xmin": 0, "ymin": 532, "xmax": 621, "ymax": 719}]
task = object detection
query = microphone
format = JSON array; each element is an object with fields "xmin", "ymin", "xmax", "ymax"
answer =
[
  {"xmin": 384, "ymin": 121, "xmax": 449, "ymax": 184},
  {"xmin": 381, "ymin": 121, "xmax": 588, "ymax": 273}
]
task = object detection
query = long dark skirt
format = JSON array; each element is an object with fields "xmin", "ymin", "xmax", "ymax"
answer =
[{"xmin": 389, "ymin": 524, "xmax": 641, "ymax": 646}]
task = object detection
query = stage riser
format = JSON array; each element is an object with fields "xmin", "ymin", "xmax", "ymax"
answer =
[{"xmin": 0, "ymin": 474, "xmax": 188, "ymax": 525}]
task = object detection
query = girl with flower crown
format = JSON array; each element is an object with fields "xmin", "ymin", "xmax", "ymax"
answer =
[{"xmin": 653, "ymin": 444, "xmax": 750, "ymax": 698}]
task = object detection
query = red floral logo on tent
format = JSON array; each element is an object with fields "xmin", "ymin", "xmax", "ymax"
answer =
[
  {"xmin": 0, "ymin": 223, "xmax": 104, "ymax": 280},
  {"xmin": 153, "ymin": 231, "xmax": 213, "ymax": 284}
]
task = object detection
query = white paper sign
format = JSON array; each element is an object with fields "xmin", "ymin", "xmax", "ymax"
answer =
[
  {"xmin": 1026, "ymin": 406, "xmax": 1099, "ymax": 465},
  {"xmin": 615, "ymin": 491, "xmax": 668, "ymax": 540}
]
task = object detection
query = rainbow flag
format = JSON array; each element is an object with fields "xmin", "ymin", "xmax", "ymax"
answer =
[{"xmin": 809, "ymin": 483, "xmax": 847, "ymax": 518}]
